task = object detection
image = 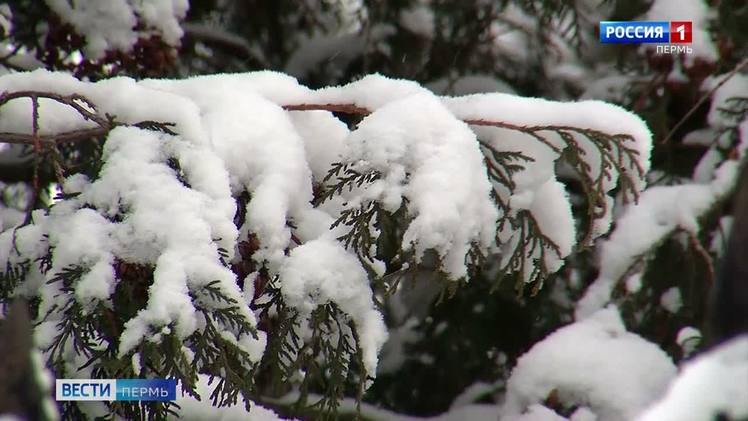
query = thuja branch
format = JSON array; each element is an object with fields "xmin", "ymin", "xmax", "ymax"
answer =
[
  {"xmin": 0, "ymin": 90, "xmax": 113, "ymax": 146},
  {"xmin": 282, "ymin": 103, "xmax": 637, "ymax": 152},
  {"xmin": 0, "ymin": 127, "xmax": 110, "ymax": 146}
]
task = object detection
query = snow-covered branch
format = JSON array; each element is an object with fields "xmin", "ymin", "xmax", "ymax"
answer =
[{"xmin": 0, "ymin": 69, "xmax": 652, "ymax": 419}]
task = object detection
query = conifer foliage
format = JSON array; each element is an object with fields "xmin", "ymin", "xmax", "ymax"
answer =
[{"xmin": 0, "ymin": 68, "xmax": 650, "ymax": 419}]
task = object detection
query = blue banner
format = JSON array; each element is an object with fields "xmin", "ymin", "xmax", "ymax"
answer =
[{"xmin": 599, "ymin": 21, "xmax": 670, "ymax": 44}]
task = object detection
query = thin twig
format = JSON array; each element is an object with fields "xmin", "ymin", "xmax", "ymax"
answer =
[
  {"xmin": 0, "ymin": 127, "xmax": 109, "ymax": 146},
  {"xmin": 661, "ymin": 58, "xmax": 748, "ymax": 144},
  {"xmin": 687, "ymin": 231, "xmax": 715, "ymax": 285},
  {"xmin": 283, "ymin": 103, "xmax": 371, "ymax": 115},
  {"xmin": 0, "ymin": 91, "xmax": 112, "ymax": 146}
]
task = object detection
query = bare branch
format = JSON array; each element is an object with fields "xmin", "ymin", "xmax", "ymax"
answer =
[
  {"xmin": 0, "ymin": 91, "xmax": 112, "ymax": 147},
  {"xmin": 0, "ymin": 127, "xmax": 109, "ymax": 146},
  {"xmin": 283, "ymin": 103, "xmax": 371, "ymax": 115}
]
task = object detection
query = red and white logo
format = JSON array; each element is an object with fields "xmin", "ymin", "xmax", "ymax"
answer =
[{"xmin": 670, "ymin": 21, "xmax": 692, "ymax": 44}]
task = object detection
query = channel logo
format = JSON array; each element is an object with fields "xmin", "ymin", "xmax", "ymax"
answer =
[
  {"xmin": 55, "ymin": 379, "xmax": 177, "ymax": 401},
  {"xmin": 599, "ymin": 21, "xmax": 692, "ymax": 44}
]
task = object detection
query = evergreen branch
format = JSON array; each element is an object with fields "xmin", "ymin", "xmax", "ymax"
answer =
[
  {"xmin": 0, "ymin": 260, "xmax": 29, "ymax": 302},
  {"xmin": 0, "ymin": 91, "xmax": 111, "ymax": 128},
  {"xmin": 479, "ymin": 140, "xmax": 535, "ymax": 192},
  {"xmin": 495, "ymin": 209, "xmax": 562, "ymax": 294},
  {"xmin": 661, "ymin": 57, "xmax": 748, "ymax": 144},
  {"xmin": 333, "ymin": 201, "xmax": 380, "ymax": 260},
  {"xmin": 317, "ymin": 162, "xmax": 381, "ymax": 205}
]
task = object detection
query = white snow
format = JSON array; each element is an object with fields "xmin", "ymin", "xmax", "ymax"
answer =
[
  {"xmin": 44, "ymin": 0, "xmax": 188, "ymax": 59},
  {"xmin": 576, "ymin": 159, "xmax": 744, "ymax": 319},
  {"xmin": 399, "ymin": 4, "xmax": 435, "ymax": 38},
  {"xmin": 660, "ymin": 287, "xmax": 682, "ymax": 314},
  {"xmin": 279, "ymin": 237, "xmax": 387, "ymax": 377},
  {"xmin": 637, "ymin": 335, "xmax": 748, "ymax": 421},
  {"xmin": 0, "ymin": 68, "xmax": 657, "ymax": 417},
  {"xmin": 676, "ymin": 327, "xmax": 702, "ymax": 357},
  {"xmin": 345, "ymin": 91, "xmax": 498, "ymax": 279},
  {"xmin": 502, "ymin": 307, "xmax": 676, "ymax": 421},
  {"xmin": 705, "ymin": 74, "xmax": 748, "ymax": 129}
]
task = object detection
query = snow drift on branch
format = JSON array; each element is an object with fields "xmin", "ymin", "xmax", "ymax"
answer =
[
  {"xmin": 637, "ymin": 335, "xmax": 748, "ymax": 421},
  {"xmin": 501, "ymin": 307, "xmax": 676, "ymax": 421},
  {"xmin": 0, "ymin": 69, "xmax": 651, "ymax": 395}
]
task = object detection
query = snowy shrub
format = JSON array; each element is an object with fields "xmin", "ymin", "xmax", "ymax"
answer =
[{"xmin": 0, "ymin": 69, "xmax": 650, "ymax": 418}]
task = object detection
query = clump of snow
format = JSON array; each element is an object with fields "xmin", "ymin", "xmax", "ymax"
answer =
[
  {"xmin": 345, "ymin": 91, "xmax": 498, "ymax": 279},
  {"xmin": 474, "ymin": 121, "xmax": 575, "ymax": 280},
  {"xmin": 287, "ymin": 111, "xmax": 349, "ymax": 182},
  {"xmin": 660, "ymin": 287, "xmax": 682, "ymax": 314},
  {"xmin": 502, "ymin": 403, "xmax": 568, "ymax": 421},
  {"xmin": 501, "ymin": 307, "xmax": 676, "ymax": 421},
  {"xmin": 279, "ymin": 238, "xmax": 387, "ymax": 377},
  {"xmin": 452, "ymin": 93, "xmax": 651, "ymax": 282},
  {"xmin": 625, "ymin": 272, "xmax": 643, "ymax": 294},
  {"xmin": 315, "ymin": 73, "xmax": 426, "ymax": 111},
  {"xmin": 676, "ymin": 327, "xmax": 702, "ymax": 357},
  {"xmin": 44, "ymin": 0, "xmax": 188, "ymax": 60},
  {"xmin": 399, "ymin": 4, "xmax": 435, "ymax": 38},
  {"xmin": 577, "ymin": 72, "xmax": 748, "ymax": 319},
  {"xmin": 637, "ymin": 335, "xmax": 748, "ymax": 421},
  {"xmin": 448, "ymin": 93, "xmax": 651, "ymax": 245}
]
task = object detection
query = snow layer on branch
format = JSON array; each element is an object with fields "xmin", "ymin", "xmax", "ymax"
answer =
[
  {"xmin": 279, "ymin": 238, "xmax": 387, "ymax": 376},
  {"xmin": 346, "ymin": 92, "xmax": 498, "ymax": 279},
  {"xmin": 174, "ymin": 374, "xmax": 293, "ymax": 420},
  {"xmin": 44, "ymin": 0, "xmax": 188, "ymax": 59},
  {"xmin": 705, "ymin": 74, "xmax": 748, "ymax": 128},
  {"xmin": 448, "ymin": 94, "xmax": 651, "ymax": 248},
  {"xmin": 63, "ymin": 126, "xmax": 262, "ymax": 360},
  {"xmin": 140, "ymin": 72, "xmax": 325, "ymax": 271},
  {"xmin": 576, "ymin": 122, "xmax": 747, "ymax": 319},
  {"xmin": 148, "ymin": 71, "xmax": 315, "ymax": 106},
  {"xmin": 288, "ymin": 110, "xmax": 349, "ymax": 182},
  {"xmin": 315, "ymin": 73, "xmax": 426, "ymax": 110},
  {"xmin": 501, "ymin": 307, "xmax": 676, "ymax": 421},
  {"xmin": 474, "ymin": 124, "xmax": 574, "ymax": 280},
  {"xmin": 0, "ymin": 69, "xmax": 656, "ymax": 401},
  {"xmin": 443, "ymin": 94, "xmax": 652, "ymax": 192},
  {"xmin": 637, "ymin": 335, "xmax": 748, "ymax": 421}
]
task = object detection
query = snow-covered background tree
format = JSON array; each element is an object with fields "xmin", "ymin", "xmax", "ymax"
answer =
[{"xmin": 0, "ymin": 1, "xmax": 746, "ymax": 420}]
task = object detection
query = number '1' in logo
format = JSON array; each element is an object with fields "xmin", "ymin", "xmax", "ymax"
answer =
[{"xmin": 670, "ymin": 21, "xmax": 692, "ymax": 44}]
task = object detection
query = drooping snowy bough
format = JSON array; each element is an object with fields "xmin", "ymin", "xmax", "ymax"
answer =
[{"xmin": 0, "ymin": 70, "xmax": 650, "ymax": 417}]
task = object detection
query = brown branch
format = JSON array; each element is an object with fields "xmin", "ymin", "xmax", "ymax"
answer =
[
  {"xmin": 687, "ymin": 231, "xmax": 716, "ymax": 286},
  {"xmin": 283, "ymin": 103, "xmax": 371, "ymax": 115},
  {"xmin": 662, "ymin": 57, "xmax": 748, "ymax": 144},
  {"xmin": 282, "ymin": 103, "xmax": 621, "ymax": 145},
  {"xmin": 0, "ymin": 91, "xmax": 112, "ymax": 147},
  {"xmin": 0, "ymin": 90, "xmax": 112, "ymax": 129},
  {"xmin": 0, "ymin": 127, "xmax": 109, "ymax": 146}
]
